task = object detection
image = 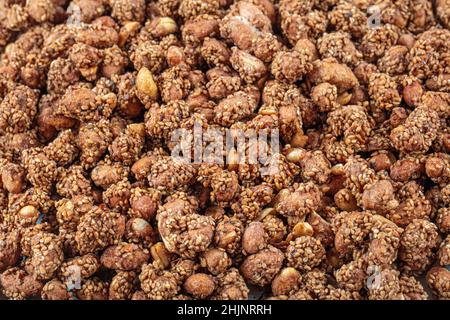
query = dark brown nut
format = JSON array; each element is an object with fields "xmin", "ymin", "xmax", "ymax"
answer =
[
  {"xmin": 271, "ymin": 49, "xmax": 313, "ymax": 84},
  {"xmin": 201, "ymin": 37, "xmax": 231, "ymax": 67},
  {"xmin": 402, "ymin": 80, "xmax": 423, "ymax": 107},
  {"xmin": 240, "ymin": 246, "xmax": 284, "ymax": 286},
  {"xmin": 69, "ymin": 43, "xmax": 103, "ymax": 81},
  {"xmin": 182, "ymin": 15, "xmax": 220, "ymax": 44},
  {"xmin": 131, "ymin": 290, "xmax": 147, "ymax": 300},
  {"xmin": 57, "ymin": 87, "xmax": 115, "ymax": 123},
  {"xmin": 436, "ymin": 208, "xmax": 450, "ymax": 234},
  {"xmin": 1, "ymin": 162, "xmax": 26, "ymax": 194},
  {"xmin": 200, "ymin": 248, "xmax": 232, "ymax": 276},
  {"xmin": 103, "ymin": 179, "xmax": 131, "ymax": 213},
  {"xmin": 157, "ymin": 198, "xmax": 215, "ymax": 258},
  {"xmin": 399, "ymin": 219, "xmax": 441, "ymax": 272},
  {"xmin": 308, "ymin": 59, "xmax": 359, "ymax": 93},
  {"xmin": 110, "ymin": 0, "xmax": 145, "ymax": 23},
  {"xmin": 75, "ymin": 278, "xmax": 109, "ymax": 300},
  {"xmin": 55, "ymin": 196, "xmax": 93, "ymax": 230},
  {"xmin": 139, "ymin": 262, "xmax": 179, "ymax": 300},
  {"xmin": 230, "ymin": 48, "xmax": 267, "ymax": 84},
  {"xmin": 214, "ymin": 90, "xmax": 257, "ymax": 127},
  {"xmin": 360, "ymin": 24, "xmax": 400, "ymax": 62},
  {"xmin": 328, "ymin": 2, "xmax": 367, "ymax": 38},
  {"xmin": 43, "ymin": 129, "xmax": 79, "ymax": 167},
  {"xmin": 334, "ymin": 212, "xmax": 373, "ymax": 255},
  {"xmin": 30, "ymin": 233, "xmax": 64, "ymax": 280},
  {"xmin": 391, "ymin": 106, "xmax": 441, "ymax": 154},
  {"xmin": 307, "ymin": 212, "xmax": 334, "ymax": 247},
  {"xmin": 41, "ymin": 279, "xmax": 71, "ymax": 300},
  {"xmin": 131, "ymin": 154, "xmax": 159, "ymax": 182},
  {"xmin": 286, "ymin": 236, "xmax": 326, "ymax": 272},
  {"xmin": 390, "ymin": 158, "xmax": 423, "ymax": 182},
  {"xmin": 0, "ymin": 230, "xmax": 21, "ymax": 272},
  {"xmin": 109, "ymin": 123, "xmax": 145, "ymax": 166},
  {"xmin": 369, "ymin": 152, "xmax": 394, "ymax": 172},
  {"xmin": 334, "ymin": 258, "xmax": 366, "ymax": 292},
  {"xmin": 166, "ymin": 46, "xmax": 186, "ymax": 67},
  {"xmin": 276, "ymin": 182, "xmax": 322, "ymax": 219},
  {"xmin": 426, "ymin": 267, "xmax": 450, "ymax": 299},
  {"xmin": 0, "ymin": 267, "xmax": 43, "ymax": 300},
  {"xmin": 212, "ymin": 268, "xmax": 249, "ymax": 300},
  {"xmin": 207, "ymin": 74, "xmax": 241, "ymax": 100},
  {"xmin": 438, "ymin": 236, "xmax": 450, "ymax": 267},
  {"xmin": 242, "ymin": 222, "xmax": 268, "ymax": 255},
  {"xmin": 75, "ymin": 206, "xmax": 125, "ymax": 254},
  {"xmin": 214, "ymin": 216, "xmax": 244, "ymax": 255},
  {"xmin": 159, "ymin": 64, "xmax": 192, "ymax": 103},
  {"xmin": 91, "ymin": 160, "xmax": 129, "ymax": 190},
  {"xmin": 183, "ymin": 273, "xmax": 216, "ymax": 299},
  {"xmin": 425, "ymin": 154, "xmax": 450, "ymax": 184},
  {"xmin": 210, "ymin": 170, "xmax": 240, "ymax": 207},
  {"xmin": 368, "ymin": 72, "xmax": 401, "ymax": 111},
  {"xmin": 145, "ymin": 101, "xmax": 190, "ymax": 140},
  {"xmin": 311, "ymin": 83, "xmax": 338, "ymax": 113},
  {"xmin": 366, "ymin": 268, "xmax": 403, "ymax": 300},
  {"xmin": 271, "ymin": 267, "xmax": 301, "ymax": 296},
  {"xmin": 318, "ymin": 31, "xmax": 362, "ymax": 67},
  {"xmin": 179, "ymin": 0, "xmax": 219, "ymax": 20},
  {"xmin": 147, "ymin": 156, "xmax": 197, "ymax": 194},
  {"xmin": 21, "ymin": 147, "xmax": 57, "ymax": 192},
  {"xmin": 220, "ymin": 15, "xmax": 258, "ymax": 51},
  {"xmin": 102, "ymin": 45, "xmax": 129, "ymax": 78},
  {"xmin": 109, "ymin": 271, "xmax": 137, "ymax": 300},
  {"xmin": 101, "ymin": 242, "xmax": 149, "ymax": 271},
  {"xmin": 125, "ymin": 218, "xmax": 154, "ymax": 245},
  {"xmin": 399, "ymin": 274, "xmax": 428, "ymax": 300},
  {"xmin": 56, "ymin": 165, "xmax": 92, "ymax": 199},
  {"xmin": 59, "ymin": 254, "xmax": 100, "ymax": 281},
  {"xmin": 129, "ymin": 187, "xmax": 161, "ymax": 220},
  {"xmin": 361, "ymin": 180, "xmax": 399, "ymax": 214}
]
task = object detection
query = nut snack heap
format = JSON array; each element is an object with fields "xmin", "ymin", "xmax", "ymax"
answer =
[{"xmin": 0, "ymin": 0, "xmax": 450, "ymax": 300}]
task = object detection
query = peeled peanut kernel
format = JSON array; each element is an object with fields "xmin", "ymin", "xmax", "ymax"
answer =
[
  {"xmin": 286, "ymin": 148, "xmax": 306, "ymax": 163},
  {"xmin": 291, "ymin": 221, "xmax": 314, "ymax": 238},
  {"xmin": 118, "ymin": 21, "xmax": 140, "ymax": 47},
  {"xmin": 150, "ymin": 242, "xmax": 171, "ymax": 268},
  {"xmin": 336, "ymin": 91, "xmax": 352, "ymax": 105},
  {"xmin": 136, "ymin": 67, "xmax": 158, "ymax": 100}
]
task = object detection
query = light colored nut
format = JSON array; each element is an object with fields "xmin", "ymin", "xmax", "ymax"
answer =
[
  {"xmin": 154, "ymin": 17, "xmax": 178, "ymax": 35},
  {"xmin": 256, "ymin": 207, "xmax": 276, "ymax": 221},
  {"xmin": 336, "ymin": 91, "xmax": 352, "ymax": 105},
  {"xmin": 18, "ymin": 205, "xmax": 39, "ymax": 221},
  {"xmin": 286, "ymin": 148, "xmax": 307, "ymax": 163},
  {"xmin": 150, "ymin": 242, "xmax": 172, "ymax": 269},
  {"xmin": 334, "ymin": 188, "xmax": 358, "ymax": 212},
  {"xmin": 118, "ymin": 21, "xmax": 141, "ymax": 47},
  {"xmin": 128, "ymin": 123, "xmax": 146, "ymax": 137},
  {"xmin": 291, "ymin": 221, "xmax": 314, "ymax": 239},
  {"xmin": 136, "ymin": 67, "xmax": 158, "ymax": 100}
]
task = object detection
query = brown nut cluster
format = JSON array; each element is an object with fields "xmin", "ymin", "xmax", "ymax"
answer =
[{"xmin": 0, "ymin": 0, "xmax": 449, "ymax": 301}]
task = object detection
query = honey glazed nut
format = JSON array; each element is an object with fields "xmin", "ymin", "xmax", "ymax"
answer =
[{"xmin": 0, "ymin": 0, "xmax": 449, "ymax": 301}]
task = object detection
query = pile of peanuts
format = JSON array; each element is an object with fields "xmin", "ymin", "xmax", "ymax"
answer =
[{"xmin": 0, "ymin": 0, "xmax": 449, "ymax": 300}]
